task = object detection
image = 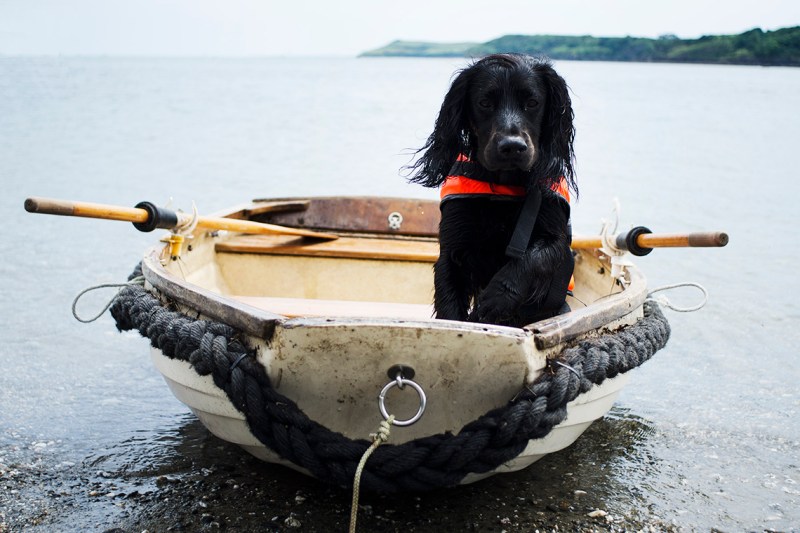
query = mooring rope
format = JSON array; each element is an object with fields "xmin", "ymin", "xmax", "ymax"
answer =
[
  {"xmin": 647, "ymin": 282, "xmax": 708, "ymax": 312},
  {"xmin": 350, "ymin": 415, "xmax": 394, "ymax": 533},
  {"xmin": 71, "ymin": 276, "xmax": 145, "ymax": 323},
  {"xmin": 108, "ymin": 269, "xmax": 670, "ymax": 492}
]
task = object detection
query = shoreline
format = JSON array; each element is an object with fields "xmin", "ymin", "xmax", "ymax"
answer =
[{"xmin": 361, "ymin": 27, "xmax": 800, "ymax": 67}]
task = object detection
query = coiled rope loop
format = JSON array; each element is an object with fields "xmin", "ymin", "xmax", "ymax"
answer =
[
  {"xmin": 109, "ymin": 268, "xmax": 670, "ymax": 493},
  {"xmin": 647, "ymin": 282, "xmax": 708, "ymax": 312},
  {"xmin": 71, "ymin": 276, "xmax": 145, "ymax": 323}
]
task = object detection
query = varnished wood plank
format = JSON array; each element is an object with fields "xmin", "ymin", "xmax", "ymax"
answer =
[
  {"xmin": 251, "ymin": 197, "xmax": 441, "ymax": 236},
  {"xmin": 241, "ymin": 200, "xmax": 310, "ymax": 217},
  {"xmin": 216, "ymin": 234, "xmax": 439, "ymax": 262},
  {"xmin": 233, "ymin": 295, "xmax": 434, "ymax": 320}
]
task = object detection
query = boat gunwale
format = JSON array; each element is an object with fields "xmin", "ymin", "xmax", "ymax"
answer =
[
  {"xmin": 141, "ymin": 196, "xmax": 648, "ymax": 349},
  {"xmin": 142, "ymin": 248, "xmax": 282, "ymax": 339},
  {"xmin": 530, "ymin": 266, "xmax": 648, "ymax": 348}
]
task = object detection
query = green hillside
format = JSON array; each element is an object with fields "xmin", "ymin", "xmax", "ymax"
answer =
[
  {"xmin": 361, "ymin": 27, "xmax": 800, "ymax": 66},
  {"xmin": 360, "ymin": 40, "xmax": 476, "ymax": 57}
]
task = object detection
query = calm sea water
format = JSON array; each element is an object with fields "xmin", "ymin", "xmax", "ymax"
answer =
[{"xmin": 1, "ymin": 57, "xmax": 799, "ymax": 531}]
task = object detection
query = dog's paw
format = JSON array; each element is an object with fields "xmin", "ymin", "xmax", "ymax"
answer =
[
  {"xmin": 467, "ymin": 305, "xmax": 512, "ymax": 326},
  {"xmin": 468, "ymin": 286, "xmax": 519, "ymax": 325}
]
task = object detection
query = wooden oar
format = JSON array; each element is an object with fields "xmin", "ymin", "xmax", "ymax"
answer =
[
  {"xmin": 23, "ymin": 197, "xmax": 338, "ymax": 240},
  {"xmin": 571, "ymin": 226, "xmax": 728, "ymax": 255}
]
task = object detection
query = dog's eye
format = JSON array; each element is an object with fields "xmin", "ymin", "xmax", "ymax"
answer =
[
  {"xmin": 525, "ymin": 99, "xmax": 540, "ymax": 110},
  {"xmin": 478, "ymin": 98, "xmax": 492, "ymax": 109}
]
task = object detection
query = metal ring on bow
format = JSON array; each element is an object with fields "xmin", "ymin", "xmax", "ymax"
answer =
[{"xmin": 378, "ymin": 377, "xmax": 427, "ymax": 427}]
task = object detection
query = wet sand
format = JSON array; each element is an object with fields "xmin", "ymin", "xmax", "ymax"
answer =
[{"xmin": 2, "ymin": 412, "xmax": 683, "ymax": 532}]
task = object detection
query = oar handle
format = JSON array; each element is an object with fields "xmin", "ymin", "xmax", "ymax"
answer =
[
  {"xmin": 24, "ymin": 196, "xmax": 339, "ymax": 240},
  {"xmin": 24, "ymin": 197, "xmax": 150, "ymax": 223},
  {"xmin": 25, "ymin": 197, "xmax": 185, "ymax": 232},
  {"xmin": 571, "ymin": 227, "xmax": 729, "ymax": 255},
  {"xmin": 639, "ymin": 231, "xmax": 729, "ymax": 248}
]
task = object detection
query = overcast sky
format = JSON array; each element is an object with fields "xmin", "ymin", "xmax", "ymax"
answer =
[{"xmin": 2, "ymin": 0, "xmax": 799, "ymax": 57}]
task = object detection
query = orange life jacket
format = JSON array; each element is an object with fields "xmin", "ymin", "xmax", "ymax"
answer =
[
  {"xmin": 440, "ymin": 156, "xmax": 571, "ymax": 202},
  {"xmin": 439, "ymin": 157, "xmax": 575, "ymax": 291},
  {"xmin": 441, "ymin": 174, "xmax": 571, "ymax": 203}
]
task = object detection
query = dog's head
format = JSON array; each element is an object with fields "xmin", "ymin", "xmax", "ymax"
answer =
[{"xmin": 408, "ymin": 54, "xmax": 576, "ymax": 194}]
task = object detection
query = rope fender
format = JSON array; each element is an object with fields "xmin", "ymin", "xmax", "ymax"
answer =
[{"xmin": 109, "ymin": 273, "xmax": 670, "ymax": 493}]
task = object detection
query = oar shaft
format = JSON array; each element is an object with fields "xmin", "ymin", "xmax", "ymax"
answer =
[
  {"xmin": 194, "ymin": 216, "xmax": 337, "ymax": 240},
  {"xmin": 25, "ymin": 196, "xmax": 338, "ymax": 240},
  {"xmin": 569, "ymin": 236, "xmax": 602, "ymax": 249}
]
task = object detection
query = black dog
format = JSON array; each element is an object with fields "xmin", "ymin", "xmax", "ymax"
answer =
[{"xmin": 408, "ymin": 54, "xmax": 577, "ymax": 327}]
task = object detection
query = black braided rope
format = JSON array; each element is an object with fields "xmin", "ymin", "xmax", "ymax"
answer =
[{"xmin": 110, "ymin": 278, "xmax": 669, "ymax": 493}]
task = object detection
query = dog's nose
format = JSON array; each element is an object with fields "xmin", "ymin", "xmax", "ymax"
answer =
[{"xmin": 497, "ymin": 136, "xmax": 528, "ymax": 156}]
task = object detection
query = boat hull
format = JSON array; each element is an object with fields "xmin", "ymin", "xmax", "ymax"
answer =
[
  {"xmin": 151, "ymin": 346, "xmax": 630, "ymax": 482},
  {"xmin": 123, "ymin": 196, "xmax": 662, "ymax": 488}
]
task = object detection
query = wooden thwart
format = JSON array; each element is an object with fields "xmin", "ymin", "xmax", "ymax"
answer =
[
  {"xmin": 216, "ymin": 234, "xmax": 439, "ymax": 262},
  {"xmin": 233, "ymin": 295, "xmax": 434, "ymax": 320}
]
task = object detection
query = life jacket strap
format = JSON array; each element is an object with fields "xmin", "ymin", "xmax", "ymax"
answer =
[
  {"xmin": 439, "ymin": 157, "xmax": 571, "ymax": 271},
  {"xmin": 506, "ymin": 188, "xmax": 542, "ymax": 259}
]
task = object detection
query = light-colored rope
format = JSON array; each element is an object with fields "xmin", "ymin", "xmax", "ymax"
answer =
[
  {"xmin": 349, "ymin": 415, "xmax": 394, "ymax": 533},
  {"xmin": 71, "ymin": 276, "xmax": 145, "ymax": 323},
  {"xmin": 597, "ymin": 198, "xmax": 635, "ymax": 281},
  {"xmin": 647, "ymin": 282, "xmax": 708, "ymax": 312}
]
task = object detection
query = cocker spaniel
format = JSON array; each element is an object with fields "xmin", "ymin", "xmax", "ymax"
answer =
[{"xmin": 409, "ymin": 54, "xmax": 577, "ymax": 328}]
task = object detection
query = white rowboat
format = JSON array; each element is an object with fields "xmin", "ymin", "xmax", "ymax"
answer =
[{"xmin": 107, "ymin": 196, "xmax": 670, "ymax": 490}]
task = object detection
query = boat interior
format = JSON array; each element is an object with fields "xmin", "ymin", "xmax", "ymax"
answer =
[{"xmin": 150, "ymin": 197, "xmax": 644, "ymax": 345}]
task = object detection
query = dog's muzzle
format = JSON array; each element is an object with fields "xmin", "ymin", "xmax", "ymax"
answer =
[{"xmin": 485, "ymin": 134, "xmax": 537, "ymax": 171}]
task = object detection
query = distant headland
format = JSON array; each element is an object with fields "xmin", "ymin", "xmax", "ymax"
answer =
[{"xmin": 360, "ymin": 26, "xmax": 800, "ymax": 67}]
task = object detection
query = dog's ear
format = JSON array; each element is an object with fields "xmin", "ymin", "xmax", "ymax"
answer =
[
  {"xmin": 532, "ymin": 63, "xmax": 577, "ymax": 197},
  {"xmin": 406, "ymin": 67, "xmax": 475, "ymax": 188}
]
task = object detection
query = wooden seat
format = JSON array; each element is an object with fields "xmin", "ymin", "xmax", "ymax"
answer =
[
  {"xmin": 215, "ymin": 234, "xmax": 439, "ymax": 263},
  {"xmin": 232, "ymin": 295, "xmax": 434, "ymax": 320}
]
